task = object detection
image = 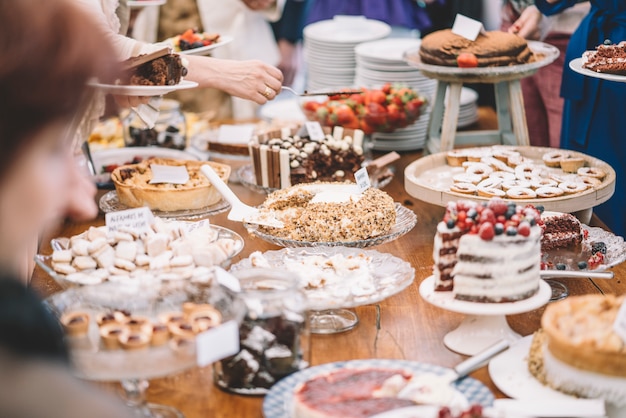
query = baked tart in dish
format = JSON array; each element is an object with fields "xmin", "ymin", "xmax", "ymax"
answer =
[{"xmin": 111, "ymin": 158, "xmax": 230, "ymax": 212}]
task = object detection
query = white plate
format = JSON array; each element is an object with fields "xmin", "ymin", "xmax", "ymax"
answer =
[
  {"xmin": 163, "ymin": 35, "xmax": 233, "ymax": 56},
  {"xmin": 259, "ymin": 98, "xmax": 305, "ymax": 122},
  {"xmin": 230, "ymin": 247, "xmax": 414, "ymax": 311},
  {"xmin": 89, "ymin": 80, "xmax": 198, "ymax": 96},
  {"xmin": 304, "ymin": 17, "xmax": 391, "ymax": 44},
  {"xmin": 263, "ymin": 359, "xmax": 494, "ymax": 418},
  {"xmin": 569, "ymin": 57, "xmax": 626, "ymax": 83},
  {"xmin": 128, "ymin": 0, "xmax": 165, "ymax": 7},
  {"xmin": 488, "ymin": 336, "xmax": 575, "ymax": 401},
  {"xmin": 355, "ymin": 38, "xmax": 422, "ymax": 63}
]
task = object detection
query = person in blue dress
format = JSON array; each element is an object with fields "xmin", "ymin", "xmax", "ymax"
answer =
[{"xmin": 536, "ymin": 0, "xmax": 626, "ymax": 235}]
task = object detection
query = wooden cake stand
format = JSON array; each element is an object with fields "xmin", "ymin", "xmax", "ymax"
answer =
[
  {"xmin": 404, "ymin": 145, "xmax": 616, "ymax": 222},
  {"xmin": 404, "ymin": 41, "xmax": 560, "ymax": 154}
]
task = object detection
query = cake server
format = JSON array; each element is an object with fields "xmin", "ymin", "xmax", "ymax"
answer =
[
  {"xmin": 540, "ymin": 270, "xmax": 614, "ymax": 279},
  {"xmin": 444, "ymin": 339, "xmax": 510, "ymax": 383},
  {"xmin": 281, "ymin": 86, "xmax": 363, "ymax": 97},
  {"xmin": 200, "ymin": 164, "xmax": 284, "ymax": 228}
]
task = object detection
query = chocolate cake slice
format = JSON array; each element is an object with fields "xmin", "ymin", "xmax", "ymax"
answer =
[
  {"xmin": 120, "ymin": 48, "xmax": 188, "ymax": 86},
  {"xmin": 582, "ymin": 42, "xmax": 626, "ymax": 75}
]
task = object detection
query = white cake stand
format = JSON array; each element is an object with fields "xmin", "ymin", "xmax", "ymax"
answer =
[{"xmin": 419, "ymin": 276, "xmax": 551, "ymax": 355}]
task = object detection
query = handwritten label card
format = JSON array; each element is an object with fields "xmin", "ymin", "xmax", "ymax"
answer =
[
  {"xmin": 305, "ymin": 121, "xmax": 325, "ymax": 141},
  {"xmin": 196, "ymin": 320, "xmax": 240, "ymax": 367},
  {"xmin": 217, "ymin": 124, "xmax": 255, "ymax": 145},
  {"xmin": 613, "ymin": 300, "xmax": 626, "ymax": 343},
  {"xmin": 214, "ymin": 266, "xmax": 242, "ymax": 293},
  {"xmin": 451, "ymin": 14, "xmax": 485, "ymax": 41},
  {"xmin": 355, "ymin": 167, "xmax": 371, "ymax": 193},
  {"xmin": 149, "ymin": 164, "xmax": 189, "ymax": 184},
  {"xmin": 105, "ymin": 207, "xmax": 154, "ymax": 234}
]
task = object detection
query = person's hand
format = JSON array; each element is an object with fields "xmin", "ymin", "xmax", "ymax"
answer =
[
  {"xmin": 113, "ymin": 95, "xmax": 150, "ymax": 108},
  {"xmin": 186, "ymin": 56, "xmax": 284, "ymax": 104},
  {"xmin": 241, "ymin": 0, "xmax": 275, "ymax": 11},
  {"xmin": 508, "ymin": 6, "xmax": 542, "ymax": 40}
]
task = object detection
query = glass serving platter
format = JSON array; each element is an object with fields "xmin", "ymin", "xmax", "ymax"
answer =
[
  {"xmin": 99, "ymin": 190, "xmax": 230, "ymax": 220},
  {"xmin": 230, "ymin": 246, "xmax": 415, "ymax": 311},
  {"xmin": 543, "ymin": 225, "xmax": 626, "ymax": 271},
  {"xmin": 35, "ymin": 225, "xmax": 244, "ymax": 289},
  {"xmin": 237, "ymin": 163, "xmax": 395, "ymax": 195},
  {"xmin": 244, "ymin": 203, "xmax": 417, "ymax": 248},
  {"xmin": 44, "ymin": 279, "xmax": 245, "ymax": 381}
]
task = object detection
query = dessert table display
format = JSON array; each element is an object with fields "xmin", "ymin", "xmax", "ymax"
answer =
[
  {"xmin": 404, "ymin": 41, "xmax": 559, "ymax": 154},
  {"xmin": 31, "ymin": 150, "xmax": 626, "ymax": 418}
]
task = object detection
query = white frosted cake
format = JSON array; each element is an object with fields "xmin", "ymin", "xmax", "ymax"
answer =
[{"xmin": 433, "ymin": 199, "xmax": 542, "ymax": 302}]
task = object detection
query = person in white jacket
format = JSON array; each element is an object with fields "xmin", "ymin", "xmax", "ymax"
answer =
[
  {"xmin": 76, "ymin": 0, "xmax": 284, "ymax": 109},
  {"xmin": 132, "ymin": 0, "xmax": 285, "ymax": 118}
]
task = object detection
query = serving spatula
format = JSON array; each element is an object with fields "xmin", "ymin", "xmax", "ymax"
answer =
[{"xmin": 200, "ymin": 164, "xmax": 283, "ymax": 228}]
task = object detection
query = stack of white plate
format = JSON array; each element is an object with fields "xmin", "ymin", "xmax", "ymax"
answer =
[
  {"xmin": 303, "ymin": 16, "xmax": 391, "ymax": 92},
  {"xmin": 453, "ymin": 87, "xmax": 479, "ymax": 128},
  {"xmin": 354, "ymin": 38, "xmax": 437, "ymax": 151}
]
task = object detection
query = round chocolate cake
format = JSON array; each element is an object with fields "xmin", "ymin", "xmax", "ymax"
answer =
[{"xmin": 419, "ymin": 29, "xmax": 534, "ymax": 67}]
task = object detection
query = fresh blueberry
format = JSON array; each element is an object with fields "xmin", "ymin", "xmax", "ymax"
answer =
[
  {"xmin": 446, "ymin": 219, "xmax": 455, "ymax": 229},
  {"xmin": 467, "ymin": 208, "xmax": 477, "ymax": 219},
  {"xmin": 535, "ymin": 204, "xmax": 545, "ymax": 213},
  {"xmin": 604, "ymin": 39, "xmax": 613, "ymax": 45},
  {"xmin": 505, "ymin": 208, "xmax": 516, "ymax": 219},
  {"xmin": 578, "ymin": 261, "xmax": 588, "ymax": 269},
  {"xmin": 591, "ymin": 242, "xmax": 607, "ymax": 254},
  {"xmin": 506, "ymin": 226, "xmax": 518, "ymax": 236},
  {"xmin": 556, "ymin": 263, "xmax": 566, "ymax": 270},
  {"xmin": 494, "ymin": 223, "xmax": 505, "ymax": 235}
]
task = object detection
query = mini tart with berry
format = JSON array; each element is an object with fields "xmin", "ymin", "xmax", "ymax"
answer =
[
  {"xmin": 150, "ymin": 323, "xmax": 170, "ymax": 346},
  {"xmin": 189, "ymin": 307, "xmax": 222, "ymax": 332},
  {"xmin": 61, "ymin": 311, "xmax": 91, "ymax": 336},
  {"xmin": 99, "ymin": 323, "xmax": 129, "ymax": 350},
  {"xmin": 111, "ymin": 158, "xmax": 230, "ymax": 212},
  {"xmin": 119, "ymin": 331, "xmax": 151, "ymax": 350}
]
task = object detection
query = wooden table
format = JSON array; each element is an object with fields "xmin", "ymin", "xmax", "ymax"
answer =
[{"xmin": 30, "ymin": 149, "xmax": 625, "ymax": 418}]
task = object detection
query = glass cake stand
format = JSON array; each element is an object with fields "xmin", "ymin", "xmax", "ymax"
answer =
[
  {"xmin": 419, "ymin": 276, "xmax": 551, "ymax": 356},
  {"xmin": 244, "ymin": 203, "xmax": 417, "ymax": 249},
  {"xmin": 45, "ymin": 279, "xmax": 245, "ymax": 417},
  {"xmin": 230, "ymin": 247, "xmax": 415, "ymax": 334}
]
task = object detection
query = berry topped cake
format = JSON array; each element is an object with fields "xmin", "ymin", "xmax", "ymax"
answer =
[
  {"xmin": 419, "ymin": 29, "xmax": 534, "ymax": 67},
  {"xmin": 433, "ymin": 198, "xmax": 543, "ymax": 302}
]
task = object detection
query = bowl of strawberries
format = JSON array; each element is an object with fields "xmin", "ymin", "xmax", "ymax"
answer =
[{"xmin": 300, "ymin": 83, "xmax": 426, "ymax": 134}]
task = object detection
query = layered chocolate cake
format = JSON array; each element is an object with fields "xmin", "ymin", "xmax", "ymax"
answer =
[
  {"xmin": 582, "ymin": 42, "xmax": 626, "ymax": 75},
  {"xmin": 433, "ymin": 199, "xmax": 543, "ymax": 302},
  {"xmin": 249, "ymin": 127, "xmax": 365, "ymax": 189},
  {"xmin": 419, "ymin": 29, "xmax": 534, "ymax": 67},
  {"xmin": 540, "ymin": 211, "xmax": 584, "ymax": 251},
  {"xmin": 121, "ymin": 49, "xmax": 188, "ymax": 86}
]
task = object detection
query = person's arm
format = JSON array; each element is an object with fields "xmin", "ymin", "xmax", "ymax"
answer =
[
  {"xmin": 535, "ymin": 0, "xmax": 578, "ymax": 16},
  {"xmin": 185, "ymin": 55, "xmax": 283, "ymax": 104},
  {"xmin": 509, "ymin": 5, "xmax": 544, "ymax": 40}
]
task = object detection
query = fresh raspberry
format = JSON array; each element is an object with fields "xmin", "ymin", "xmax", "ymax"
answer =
[
  {"xmin": 479, "ymin": 208, "xmax": 496, "ymax": 225},
  {"xmin": 517, "ymin": 221, "xmax": 531, "ymax": 237},
  {"xmin": 479, "ymin": 222, "xmax": 495, "ymax": 240},
  {"xmin": 488, "ymin": 198, "xmax": 508, "ymax": 216}
]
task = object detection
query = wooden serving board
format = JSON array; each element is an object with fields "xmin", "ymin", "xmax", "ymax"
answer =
[{"xmin": 404, "ymin": 145, "xmax": 616, "ymax": 213}]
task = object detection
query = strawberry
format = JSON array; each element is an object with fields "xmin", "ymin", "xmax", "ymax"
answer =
[
  {"xmin": 479, "ymin": 222, "xmax": 495, "ymax": 241},
  {"xmin": 457, "ymin": 52, "xmax": 479, "ymax": 68},
  {"xmin": 517, "ymin": 221, "xmax": 531, "ymax": 237},
  {"xmin": 488, "ymin": 198, "xmax": 508, "ymax": 216}
]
